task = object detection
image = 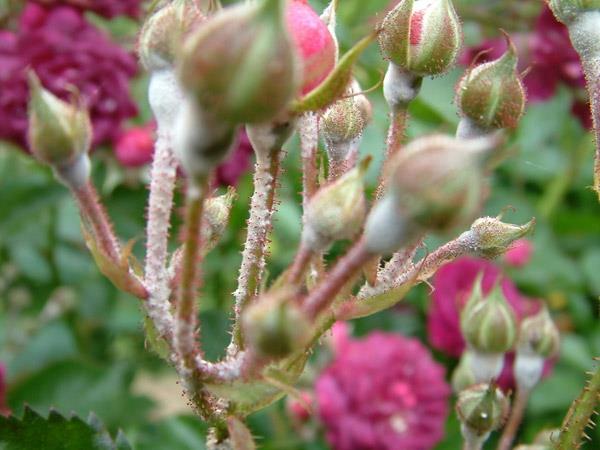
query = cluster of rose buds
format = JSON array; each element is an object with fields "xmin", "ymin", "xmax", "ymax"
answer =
[{"xmin": 24, "ymin": 0, "xmax": 582, "ymax": 447}]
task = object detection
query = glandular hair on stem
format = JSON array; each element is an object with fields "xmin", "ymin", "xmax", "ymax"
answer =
[{"xmin": 383, "ymin": 63, "xmax": 423, "ymax": 111}]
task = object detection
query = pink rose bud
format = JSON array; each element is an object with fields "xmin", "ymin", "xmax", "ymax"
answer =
[
  {"xmin": 504, "ymin": 238, "xmax": 534, "ymax": 267},
  {"xmin": 456, "ymin": 34, "xmax": 526, "ymax": 131},
  {"xmin": 286, "ymin": 390, "xmax": 314, "ymax": 423},
  {"xmin": 138, "ymin": 0, "xmax": 205, "ymax": 71},
  {"xmin": 115, "ymin": 123, "xmax": 155, "ymax": 168},
  {"xmin": 286, "ymin": 0, "xmax": 336, "ymax": 94},
  {"xmin": 178, "ymin": 0, "xmax": 300, "ymax": 124},
  {"xmin": 379, "ymin": 0, "xmax": 462, "ymax": 76}
]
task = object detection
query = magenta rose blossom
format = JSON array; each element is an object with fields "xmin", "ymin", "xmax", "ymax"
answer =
[
  {"xmin": 115, "ymin": 122, "xmax": 156, "ymax": 168},
  {"xmin": 0, "ymin": 3, "xmax": 138, "ymax": 149},
  {"xmin": 32, "ymin": 0, "xmax": 142, "ymax": 18},
  {"xmin": 0, "ymin": 363, "xmax": 9, "ymax": 417},
  {"xmin": 214, "ymin": 130, "xmax": 254, "ymax": 187},
  {"xmin": 316, "ymin": 332, "xmax": 450, "ymax": 450}
]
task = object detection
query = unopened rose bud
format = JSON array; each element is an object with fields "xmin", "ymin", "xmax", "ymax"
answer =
[
  {"xmin": 549, "ymin": 0, "xmax": 600, "ymax": 23},
  {"xmin": 321, "ymin": 80, "xmax": 371, "ymax": 173},
  {"xmin": 461, "ymin": 279, "xmax": 517, "ymax": 354},
  {"xmin": 178, "ymin": 0, "xmax": 300, "ymax": 124},
  {"xmin": 173, "ymin": 98, "xmax": 238, "ymax": 183},
  {"xmin": 514, "ymin": 307, "xmax": 560, "ymax": 391},
  {"xmin": 203, "ymin": 188, "xmax": 236, "ymax": 253},
  {"xmin": 469, "ymin": 216, "xmax": 535, "ymax": 259},
  {"xmin": 364, "ymin": 134, "xmax": 501, "ymax": 255},
  {"xmin": 27, "ymin": 72, "xmax": 92, "ymax": 187},
  {"xmin": 379, "ymin": 0, "xmax": 462, "ymax": 76},
  {"xmin": 286, "ymin": 0, "xmax": 336, "ymax": 94},
  {"xmin": 457, "ymin": 34, "xmax": 525, "ymax": 131},
  {"xmin": 456, "ymin": 382, "xmax": 510, "ymax": 441},
  {"xmin": 302, "ymin": 157, "xmax": 370, "ymax": 251},
  {"xmin": 243, "ymin": 289, "xmax": 311, "ymax": 358},
  {"xmin": 138, "ymin": 0, "xmax": 205, "ymax": 72}
]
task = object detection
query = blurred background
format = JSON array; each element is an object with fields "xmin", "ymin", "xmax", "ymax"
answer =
[{"xmin": 0, "ymin": 0, "xmax": 599, "ymax": 448}]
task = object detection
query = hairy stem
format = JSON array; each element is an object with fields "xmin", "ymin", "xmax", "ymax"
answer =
[
  {"xmin": 556, "ymin": 359, "xmax": 600, "ymax": 450},
  {"xmin": 231, "ymin": 151, "xmax": 281, "ymax": 349},
  {"xmin": 303, "ymin": 238, "xmax": 371, "ymax": 319},
  {"xmin": 287, "ymin": 244, "xmax": 314, "ymax": 286},
  {"xmin": 374, "ymin": 107, "xmax": 410, "ymax": 199},
  {"xmin": 298, "ymin": 113, "xmax": 319, "ymax": 214},
  {"xmin": 72, "ymin": 181, "xmax": 121, "ymax": 262},
  {"xmin": 144, "ymin": 131, "xmax": 178, "ymax": 340},
  {"xmin": 497, "ymin": 388, "xmax": 529, "ymax": 450},
  {"xmin": 175, "ymin": 180, "xmax": 209, "ymax": 375}
]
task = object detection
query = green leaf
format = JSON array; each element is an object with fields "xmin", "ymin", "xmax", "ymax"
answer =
[{"xmin": 0, "ymin": 406, "xmax": 131, "ymax": 450}]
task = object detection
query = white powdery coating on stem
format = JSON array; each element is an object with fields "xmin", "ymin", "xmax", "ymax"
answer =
[
  {"xmin": 149, "ymin": 69, "xmax": 186, "ymax": 131},
  {"xmin": 144, "ymin": 129, "xmax": 178, "ymax": 339},
  {"xmin": 461, "ymin": 423, "xmax": 489, "ymax": 450},
  {"xmin": 298, "ymin": 113, "xmax": 319, "ymax": 160},
  {"xmin": 469, "ymin": 350, "xmax": 504, "ymax": 383},
  {"xmin": 383, "ymin": 63, "xmax": 421, "ymax": 110},
  {"xmin": 514, "ymin": 351, "xmax": 544, "ymax": 392},
  {"xmin": 456, "ymin": 117, "xmax": 491, "ymax": 140}
]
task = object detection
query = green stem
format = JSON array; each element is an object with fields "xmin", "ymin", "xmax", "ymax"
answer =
[{"xmin": 556, "ymin": 359, "xmax": 600, "ymax": 450}]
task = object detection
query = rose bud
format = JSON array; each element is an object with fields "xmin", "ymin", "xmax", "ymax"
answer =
[
  {"xmin": 243, "ymin": 288, "xmax": 311, "ymax": 358},
  {"xmin": 138, "ymin": 0, "xmax": 205, "ymax": 72},
  {"xmin": 469, "ymin": 216, "xmax": 535, "ymax": 260},
  {"xmin": 321, "ymin": 80, "xmax": 372, "ymax": 177},
  {"xmin": 514, "ymin": 306, "xmax": 560, "ymax": 392},
  {"xmin": 27, "ymin": 72, "xmax": 92, "ymax": 187},
  {"xmin": 456, "ymin": 34, "xmax": 526, "ymax": 132},
  {"xmin": 286, "ymin": 0, "xmax": 336, "ymax": 94},
  {"xmin": 461, "ymin": 277, "xmax": 517, "ymax": 382},
  {"xmin": 456, "ymin": 382, "xmax": 510, "ymax": 445},
  {"xmin": 379, "ymin": 0, "xmax": 462, "ymax": 77},
  {"xmin": 203, "ymin": 188, "xmax": 236, "ymax": 254},
  {"xmin": 302, "ymin": 157, "xmax": 370, "ymax": 252},
  {"xmin": 549, "ymin": 0, "xmax": 600, "ymax": 24},
  {"xmin": 178, "ymin": 0, "xmax": 300, "ymax": 124},
  {"xmin": 364, "ymin": 134, "xmax": 501, "ymax": 255},
  {"xmin": 115, "ymin": 123, "xmax": 155, "ymax": 168}
]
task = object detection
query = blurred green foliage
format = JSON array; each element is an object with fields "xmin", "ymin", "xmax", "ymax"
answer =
[{"xmin": 1, "ymin": 0, "xmax": 599, "ymax": 448}]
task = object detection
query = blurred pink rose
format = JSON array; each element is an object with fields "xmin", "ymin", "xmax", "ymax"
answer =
[
  {"xmin": 0, "ymin": 3, "xmax": 138, "ymax": 149},
  {"xmin": 504, "ymin": 238, "xmax": 534, "ymax": 267},
  {"xmin": 286, "ymin": 390, "xmax": 314, "ymax": 424},
  {"xmin": 316, "ymin": 332, "xmax": 450, "ymax": 450},
  {"xmin": 0, "ymin": 363, "xmax": 9, "ymax": 417},
  {"xmin": 115, "ymin": 123, "xmax": 155, "ymax": 167},
  {"xmin": 214, "ymin": 130, "xmax": 254, "ymax": 187},
  {"xmin": 32, "ymin": 0, "xmax": 142, "ymax": 18}
]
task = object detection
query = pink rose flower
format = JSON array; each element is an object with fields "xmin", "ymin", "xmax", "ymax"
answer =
[
  {"xmin": 504, "ymin": 238, "xmax": 534, "ymax": 268},
  {"xmin": 32, "ymin": 0, "xmax": 142, "ymax": 18},
  {"xmin": 0, "ymin": 3, "xmax": 138, "ymax": 150},
  {"xmin": 0, "ymin": 363, "xmax": 9, "ymax": 417},
  {"xmin": 316, "ymin": 331, "xmax": 450, "ymax": 450},
  {"xmin": 214, "ymin": 130, "xmax": 254, "ymax": 187},
  {"xmin": 115, "ymin": 123, "xmax": 156, "ymax": 168}
]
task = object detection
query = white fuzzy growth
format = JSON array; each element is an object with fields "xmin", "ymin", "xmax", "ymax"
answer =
[
  {"xmin": 55, "ymin": 154, "xmax": 90, "ymax": 188},
  {"xmin": 144, "ymin": 131, "xmax": 178, "ymax": 339},
  {"xmin": 514, "ymin": 351, "xmax": 544, "ymax": 392},
  {"xmin": 383, "ymin": 63, "xmax": 422, "ymax": 110},
  {"xmin": 460, "ymin": 424, "xmax": 489, "ymax": 450},
  {"xmin": 364, "ymin": 194, "xmax": 409, "ymax": 255},
  {"xmin": 148, "ymin": 69, "xmax": 186, "ymax": 131},
  {"xmin": 469, "ymin": 351, "xmax": 504, "ymax": 383},
  {"xmin": 569, "ymin": 11, "xmax": 600, "ymax": 61},
  {"xmin": 175, "ymin": 319, "xmax": 197, "ymax": 363},
  {"xmin": 456, "ymin": 117, "xmax": 491, "ymax": 140}
]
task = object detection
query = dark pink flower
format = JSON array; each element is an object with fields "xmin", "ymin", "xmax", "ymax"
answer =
[
  {"xmin": 427, "ymin": 257, "xmax": 535, "ymax": 358},
  {"xmin": 286, "ymin": 390, "xmax": 314, "ymax": 424},
  {"xmin": 496, "ymin": 352, "xmax": 555, "ymax": 393},
  {"xmin": 0, "ymin": 363, "xmax": 9, "ymax": 417},
  {"xmin": 32, "ymin": 0, "xmax": 142, "ymax": 18},
  {"xmin": 115, "ymin": 122, "xmax": 155, "ymax": 167},
  {"xmin": 504, "ymin": 238, "xmax": 533, "ymax": 268},
  {"xmin": 214, "ymin": 130, "xmax": 254, "ymax": 187},
  {"xmin": 0, "ymin": 3, "xmax": 138, "ymax": 149},
  {"xmin": 316, "ymin": 332, "xmax": 450, "ymax": 450}
]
